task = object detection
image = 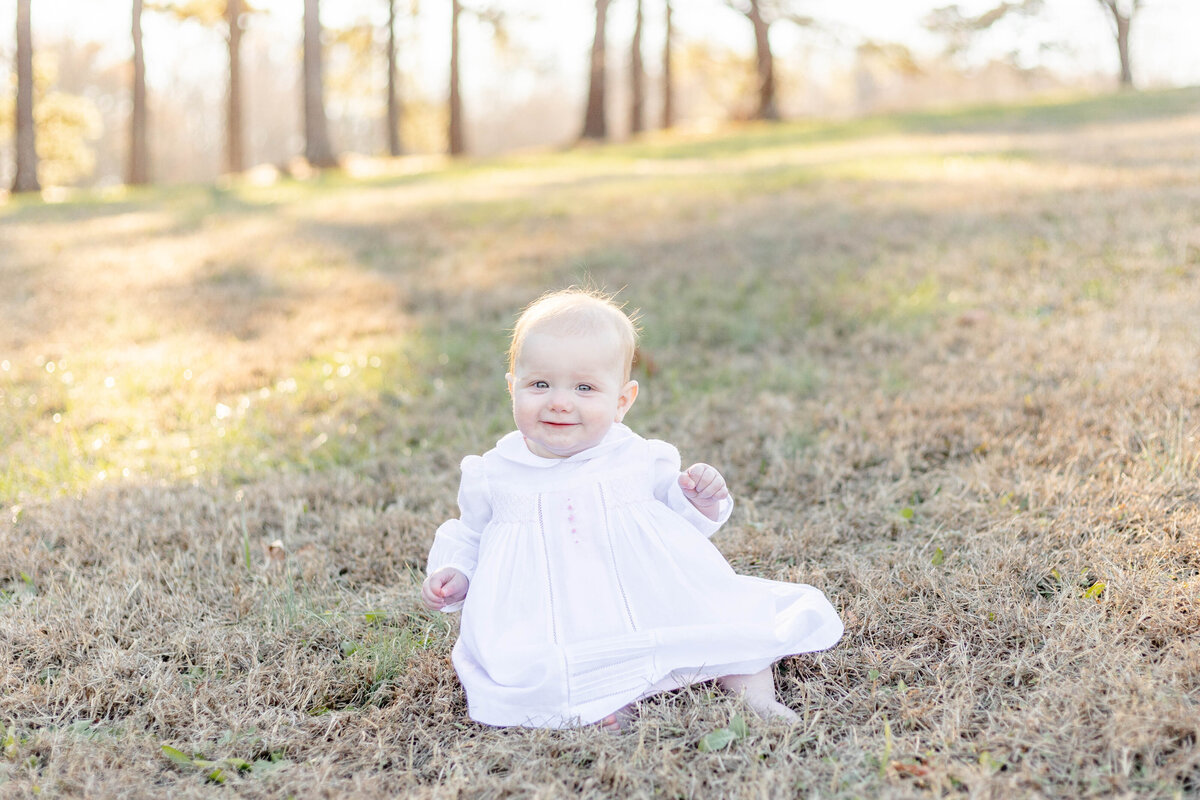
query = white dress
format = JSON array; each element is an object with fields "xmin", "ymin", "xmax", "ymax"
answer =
[{"xmin": 426, "ymin": 423, "xmax": 844, "ymax": 728}]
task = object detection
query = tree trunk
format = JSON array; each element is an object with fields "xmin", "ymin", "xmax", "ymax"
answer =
[
  {"xmin": 302, "ymin": 0, "xmax": 337, "ymax": 167},
  {"xmin": 127, "ymin": 0, "xmax": 149, "ymax": 186},
  {"xmin": 1114, "ymin": 9, "xmax": 1133, "ymax": 88},
  {"xmin": 226, "ymin": 0, "xmax": 245, "ymax": 173},
  {"xmin": 580, "ymin": 0, "xmax": 611, "ymax": 141},
  {"xmin": 448, "ymin": 0, "xmax": 465, "ymax": 156},
  {"xmin": 386, "ymin": 0, "xmax": 403, "ymax": 156},
  {"xmin": 13, "ymin": 0, "xmax": 40, "ymax": 193},
  {"xmin": 661, "ymin": 0, "xmax": 674, "ymax": 130},
  {"xmin": 1098, "ymin": 0, "xmax": 1136, "ymax": 89},
  {"xmin": 629, "ymin": 0, "xmax": 645, "ymax": 135},
  {"xmin": 748, "ymin": 0, "xmax": 779, "ymax": 120}
]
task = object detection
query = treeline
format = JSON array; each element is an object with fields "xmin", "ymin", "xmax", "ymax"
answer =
[{"xmin": 5, "ymin": 0, "xmax": 1150, "ymax": 193}]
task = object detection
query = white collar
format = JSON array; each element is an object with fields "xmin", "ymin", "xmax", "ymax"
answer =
[{"xmin": 492, "ymin": 423, "xmax": 636, "ymax": 468}]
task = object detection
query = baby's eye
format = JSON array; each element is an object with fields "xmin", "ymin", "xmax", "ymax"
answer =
[
  {"xmin": 576, "ymin": 384, "xmax": 594, "ymax": 392},
  {"xmin": 533, "ymin": 380, "xmax": 549, "ymax": 389}
]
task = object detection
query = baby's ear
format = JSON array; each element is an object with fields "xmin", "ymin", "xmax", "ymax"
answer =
[
  {"xmin": 505, "ymin": 372, "xmax": 514, "ymax": 395},
  {"xmin": 615, "ymin": 380, "xmax": 639, "ymax": 420}
]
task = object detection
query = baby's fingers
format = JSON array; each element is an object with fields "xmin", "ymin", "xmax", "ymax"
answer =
[
  {"xmin": 421, "ymin": 579, "xmax": 446, "ymax": 609},
  {"xmin": 422, "ymin": 569, "xmax": 468, "ymax": 609},
  {"xmin": 442, "ymin": 572, "xmax": 469, "ymax": 602},
  {"xmin": 685, "ymin": 464, "xmax": 727, "ymax": 498},
  {"xmin": 698, "ymin": 482, "xmax": 730, "ymax": 501}
]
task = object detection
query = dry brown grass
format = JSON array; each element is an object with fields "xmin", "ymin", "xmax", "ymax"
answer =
[{"xmin": 2, "ymin": 90, "xmax": 1199, "ymax": 798}]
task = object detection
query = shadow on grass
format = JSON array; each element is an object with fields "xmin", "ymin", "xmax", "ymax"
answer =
[
  {"xmin": 0, "ymin": 164, "xmax": 459, "ymax": 232},
  {"xmin": 611, "ymin": 86, "xmax": 1200, "ymax": 162}
]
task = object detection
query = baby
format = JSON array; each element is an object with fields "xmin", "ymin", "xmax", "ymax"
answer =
[{"xmin": 422, "ymin": 288, "xmax": 843, "ymax": 730}]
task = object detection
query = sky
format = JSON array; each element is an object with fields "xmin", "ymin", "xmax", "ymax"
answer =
[{"xmin": 2, "ymin": 0, "xmax": 1198, "ymax": 96}]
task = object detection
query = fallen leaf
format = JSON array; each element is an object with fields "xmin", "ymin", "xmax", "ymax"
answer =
[
  {"xmin": 729, "ymin": 715, "xmax": 748, "ymax": 739},
  {"xmin": 161, "ymin": 745, "xmax": 193, "ymax": 766},
  {"xmin": 892, "ymin": 760, "xmax": 931, "ymax": 778},
  {"xmin": 697, "ymin": 727, "xmax": 738, "ymax": 752}
]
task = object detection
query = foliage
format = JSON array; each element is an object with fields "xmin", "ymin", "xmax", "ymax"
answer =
[
  {"xmin": 327, "ymin": 21, "xmax": 384, "ymax": 111},
  {"xmin": 722, "ymin": 0, "xmax": 816, "ymax": 27},
  {"xmin": 148, "ymin": 0, "xmax": 263, "ymax": 26},
  {"xmin": 1, "ymin": 53, "xmax": 101, "ymax": 187},
  {"xmin": 923, "ymin": 0, "xmax": 1045, "ymax": 59},
  {"xmin": 149, "ymin": 0, "xmax": 227, "ymax": 25},
  {"xmin": 33, "ymin": 91, "xmax": 102, "ymax": 186},
  {"xmin": 675, "ymin": 40, "xmax": 757, "ymax": 122}
]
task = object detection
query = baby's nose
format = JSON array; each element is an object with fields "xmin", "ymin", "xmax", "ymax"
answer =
[{"xmin": 548, "ymin": 389, "xmax": 574, "ymax": 410}]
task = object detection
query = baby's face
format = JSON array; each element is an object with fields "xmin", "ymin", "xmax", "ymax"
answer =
[{"xmin": 506, "ymin": 330, "xmax": 638, "ymax": 459}]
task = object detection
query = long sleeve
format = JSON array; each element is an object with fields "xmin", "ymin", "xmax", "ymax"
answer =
[
  {"xmin": 649, "ymin": 439, "xmax": 733, "ymax": 538},
  {"xmin": 426, "ymin": 455, "xmax": 491, "ymax": 612}
]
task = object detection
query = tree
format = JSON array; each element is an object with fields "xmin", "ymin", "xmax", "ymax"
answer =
[
  {"xmin": 629, "ymin": 0, "xmax": 645, "ymax": 135},
  {"xmin": 226, "ymin": 0, "xmax": 244, "ymax": 172},
  {"xmin": 1095, "ymin": 0, "xmax": 1141, "ymax": 87},
  {"xmin": 661, "ymin": 0, "xmax": 674, "ymax": 129},
  {"xmin": 722, "ymin": 0, "xmax": 815, "ymax": 121},
  {"xmin": 5, "ymin": 43, "xmax": 101, "ymax": 188},
  {"xmin": 385, "ymin": 0, "xmax": 403, "ymax": 156},
  {"xmin": 303, "ymin": 0, "xmax": 338, "ymax": 167},
  {"xmin": 446, "ymin": 3, "xmax": 505, "ymax": 157},
  {"xmin": 449, "ymin": 0, "xmax": 464, "ymax": 155},
  {"xmin": 580, "ymin": 0, "xmax": 612, "ymax": 140},
  {"xmin": 746, "ymin": 0, "xmax": 777, "ymax": 120},
  {"xmin": 149, "ymin": 0, "xmax": 254, "ymax": 174},
  {"xmin": 129, "ymin": 0, "xmax": 150, "ymax": 185},
  {"xmin": 12, "ymin": 0, "xmax": 40, "ymax": 193}
]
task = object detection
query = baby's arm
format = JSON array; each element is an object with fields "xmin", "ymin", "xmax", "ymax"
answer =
[
  {"xmin": 424, "ymin": 455, "xmax": 490, "ymax": 613},
  {"xmin": 678, "ymin": 463, "xmax": 731, "ymax": 521},
  {"xmin": 650, "ymin": 439, "xmax": 734, "ymax": 536},
  {"xmin": 422, "ymin": 568, "xmax": 469, "ymax": 610}
]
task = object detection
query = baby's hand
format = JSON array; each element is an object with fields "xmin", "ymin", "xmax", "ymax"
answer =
[
  {"xmin": 679, "ymin": 463, "xmax": 730, "ymax": 521},
  {"xmin": 421, "ymin": 567, "xmax": 469, "ymax": 610}
]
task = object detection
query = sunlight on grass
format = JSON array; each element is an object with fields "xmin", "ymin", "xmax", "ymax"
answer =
[{"xmin": 0, "ymin": 344, "xmax": 422, "ymax": 502}]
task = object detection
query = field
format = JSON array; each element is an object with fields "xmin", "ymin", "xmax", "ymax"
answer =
[{"xmin": 2, "ymin": 88, "xmax": 1199, "ymax": 798}]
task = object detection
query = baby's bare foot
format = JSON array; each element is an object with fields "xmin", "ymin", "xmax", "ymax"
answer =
[
  {"xmin": 717, "ymin": 669, "xmax": 799, "ymax": 723},
  {"xmin": 741, "ymin": 693, "xmax": 800, "ymax": 722},
  {"xmin": 596, "ymin": 703, "xmax": 637, "ymax": 733}
]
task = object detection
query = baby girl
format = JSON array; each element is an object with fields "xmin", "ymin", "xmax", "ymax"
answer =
[{"xmin": 422, "ymin": 288, "xmax": 843, "ymax": 730}]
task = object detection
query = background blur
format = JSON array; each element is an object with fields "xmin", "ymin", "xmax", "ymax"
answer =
[{"xmin": 1, "ymin": 0, "xmax": 1198, "ymax": 189}]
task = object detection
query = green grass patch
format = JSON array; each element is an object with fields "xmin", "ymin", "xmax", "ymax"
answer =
[{"xmin": 0, "ymin": 343, "xmax": 427, "ymax": 501}]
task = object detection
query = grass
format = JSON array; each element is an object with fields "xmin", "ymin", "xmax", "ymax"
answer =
[{"xmin": 2, "ymin": 87, "xmax": 1200, "ymax": 798}]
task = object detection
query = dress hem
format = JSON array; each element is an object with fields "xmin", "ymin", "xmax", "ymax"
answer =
[{"xmin": 463, "ymin": 626, "xmax": 843, "ymax": 729}]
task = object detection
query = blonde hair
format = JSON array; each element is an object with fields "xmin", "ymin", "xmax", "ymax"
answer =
[{"xmin": 508, "ymin": 288, "xmax": 640, "ymax": 381}]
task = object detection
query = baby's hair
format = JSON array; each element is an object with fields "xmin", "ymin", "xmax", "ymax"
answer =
[{"xmin": 508, "ymin": 287, "xmax": 641, "ymax": 382}]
